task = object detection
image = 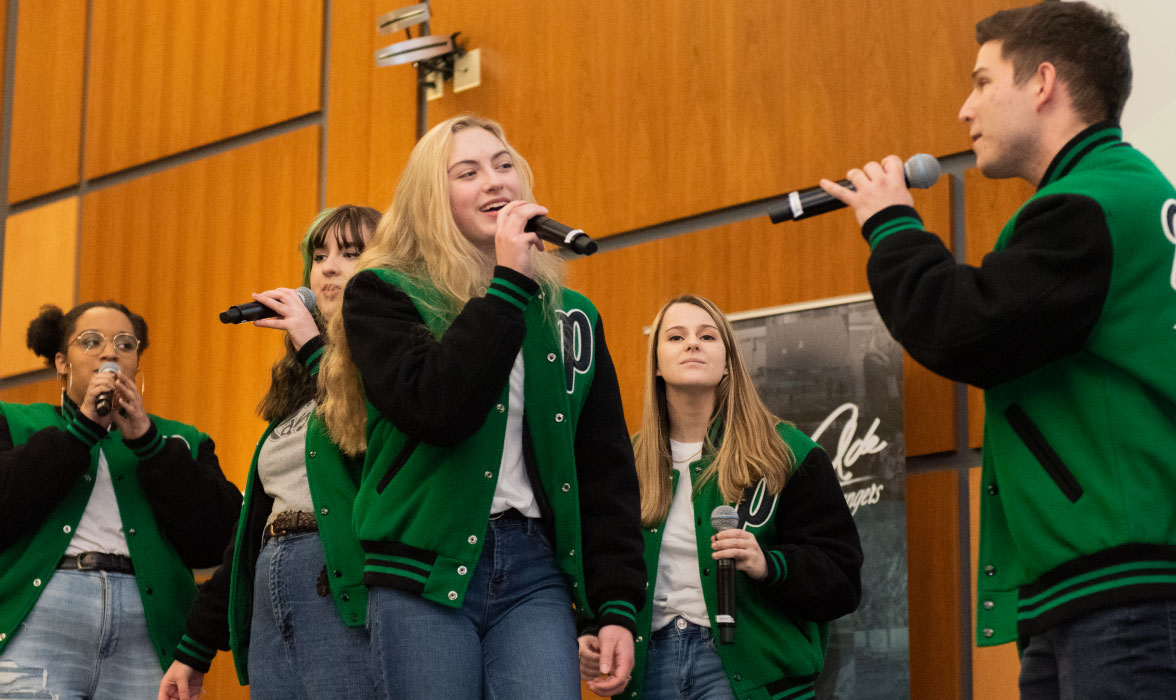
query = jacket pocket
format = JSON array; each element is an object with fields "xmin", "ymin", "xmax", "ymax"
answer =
[
  {"xmin": 1004, "ymin": 404, "xmax": 1083, "ymax": 503},
  {"xmin": 375, "ymin": 437, "xmax": 420, "ymax": 495}
]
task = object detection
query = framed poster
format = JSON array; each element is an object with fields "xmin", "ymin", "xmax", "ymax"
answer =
[{"xmin": 730, "ymin": 293, "xmax": 909, "ymax": 700}]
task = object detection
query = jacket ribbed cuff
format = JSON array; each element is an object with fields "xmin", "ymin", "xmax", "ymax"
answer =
[
  {"xmin": 297, "ymin": 334, "xmax": 326, "ymax": 374},
  {"xmin": 596, "ymin": 599, "xmax": 639, "ymax": 635},
  {"xmin": 173, "ymin": 633, "xmax": 217, "ymax": 673},
  {"xmin": 862, "ymin": 205, "xmax": 925, "ymax": 250},
  {"xmin": 485, "ymin": 266, "xmax": 538, "ymax": 312},
  {"xmin": 123, "ymin": 423, "xmax": 165, "ymax": 461}
]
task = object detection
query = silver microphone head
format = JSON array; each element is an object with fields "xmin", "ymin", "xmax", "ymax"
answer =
[
  {"xmin": 710, "ymin": 505, "xmax": 740, "ymax": 532},
  {"xmin": 295, "ymin": 286, "xmax": 318, "ymax": 312},
  {"xmin": 904, "ymin": 153, "xmax": 942, "ymax": 189},
  {"xmin": 98, "ymin": 361, "xmax": 121, "ymax": 374}
]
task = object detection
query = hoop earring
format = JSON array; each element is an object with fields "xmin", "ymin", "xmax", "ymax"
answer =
[{"xmin": 60, "ymin": 363, "xmax": 73, "ymax": 408}]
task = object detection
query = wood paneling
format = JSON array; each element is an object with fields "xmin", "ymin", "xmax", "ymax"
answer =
[
  {"xmin": 969, "ymin": 466, "xmax": 1020, "ymax": 699},
  {"xmin": 1, "ymin": 198, "xmax": 79, "ymax": 378},
  {"xmin": 425, "ymin": 0, "xmax": 1020, "ymax": 237},
  {"xmin": 325, "ymin": 0, "xmax": 417, "ymax": 210},
  {"xmin": 907, "ymin": 469, "xmax": 963, "ymax": 700},
  {"xmin": 567, "ymin": 179, "xmax": 955, "ymax": 456},
  {"xmin": 7, "ymin": 0, "xmax": 86, "ymax": 203},
  {"xmin": 962, "ymin": 169, "xmax": 1036, "ymax": 448},
  {"xmin": 83, "ymin": 0, "xmax": 323, "ymax": 178},
  {"xmin": 79, "ymin": 126, "xmax": 320, "ymax": 488},
  {"xmin": 0, "ymin": 375, "xmax": 61, "ymax": 405}
]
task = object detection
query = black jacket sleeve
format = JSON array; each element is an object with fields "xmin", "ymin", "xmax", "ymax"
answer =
[
  {"xmin": 171, "ymin": 535, "xmax": 236, "ymax": 672},
  {"xmin": 342, "ymin": 267, "xmax": 534, "ymax": 445},
  {"xmin": 573, "ymin": 317, "xmax": 646, "ymax": 632},
  {"xmin": 755, "ymin": 447, "xmax": 863, "ymax": 622},
  {"xmin": 132, "ymin": 425, "xmax": 242, "ymax": 568},
  {"xmin": 0, "ymin": 413, "xmax": 95, "ymax": 548},
  {"xmin": 863, "ymin": 195, "xmax": 1112, "ymax": 388}
]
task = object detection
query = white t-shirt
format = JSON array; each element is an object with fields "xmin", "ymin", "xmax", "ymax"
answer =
[
  {"xmin": 650, "ymin": 439, "xmax": 710, "ymax": 631},
  {"xmin": 490, "ymin": 352, "xmax": 539, "ymax": 518},
  {"xmin": 65, "ymin": 448, "xmax": 130, "ymax": 556}
]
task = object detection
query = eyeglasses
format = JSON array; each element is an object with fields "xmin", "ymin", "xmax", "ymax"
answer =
[{"xmin": 72, "ymin": 330, "xmax": 141, "ymax": 356}]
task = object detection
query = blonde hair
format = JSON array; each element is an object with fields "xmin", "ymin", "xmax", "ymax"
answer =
[
  {"xmin": 320, "ymin": 114, "xmax": 564, "ymax": 454},
  {"xmin": 634, "ymin": 295, "xmax": 793, "ymax": 525}
]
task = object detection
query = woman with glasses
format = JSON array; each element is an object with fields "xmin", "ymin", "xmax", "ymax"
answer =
[
  {"xmin": 0, "ymin": 300, "xmax": 241, "ymax": 698},
  {"xmin": 158, "ymin": 205, "xmax": 379, "ymax": 700}
]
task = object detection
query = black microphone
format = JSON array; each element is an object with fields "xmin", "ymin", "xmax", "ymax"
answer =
[
  {"xmin": 524, "ymin": 215, "xmax": 598, "ymax": 256},
  {"xmin": 711, "ymin": 504, "xmax": 740, "ymax": 644},
  {"xmin": 768, "ymin": 153, "xmax": 942, "ymax": 224},
  {"xmin": 95, "ymin": 361, "xmax": 120, "ymax": 417},
  {"xmin": 219, "ymin": 286, "xmax": 317, "ymax": 324}
]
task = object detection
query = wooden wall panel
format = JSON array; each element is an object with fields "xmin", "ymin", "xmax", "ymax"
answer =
[
  {"xmin": 969, "ymin": 466, "xmax": 1020, "ymax": 698},
  {"xmin": 906, "ymin": 469, "xmax": 963, "ymax": 700},
  {"xmin": 83, "ymin": 0, "xmax": 323, "ymax": 178},
  {"xmin": 0, "ymin": 375, "xmax": 61, "ymax": 405},
  {"xmin": 7, "ymin": 0, "xmax": 86, "ymax": 203},
  {"xmin": 963, "ymin": 170, "xmax": 1035, "ymax": 448},
  {"xmin": 424, "ymin": 0, "xmax": 1020, "ymax": 237},
  {"xmin": 79, "ymin": 126, "xmax": 320, "ymax": 488},
  {"xmin": 567, "ymin": 180, "xmax": 955, "ymax": 456},
  {"xmin": 325, "ymin": 0, "xmax": 417, "ymax": 210},
  {"xmin": 1, "ymin": 198, "xmax": 79, "ymax": 377}
]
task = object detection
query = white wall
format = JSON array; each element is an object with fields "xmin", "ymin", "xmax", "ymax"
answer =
[{"xmin": 1098, "ymin": 0, "xmax": 1176, "ymax": 180}]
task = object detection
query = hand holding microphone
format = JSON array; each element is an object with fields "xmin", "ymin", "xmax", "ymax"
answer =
[
  {"xmin": 710, "ymin": 505, "xmax": 742, "ymax": 644},
  {"xmin": 769, "ymin": 153, "xmax": 942, "ymax": 225},
  {"xmin": 94, "ymin": 361, "xmax": 120, "ymax": 418}
]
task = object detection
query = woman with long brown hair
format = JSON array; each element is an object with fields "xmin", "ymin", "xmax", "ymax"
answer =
[
  {"xmin": 158, "ymin": 205, "xmax": 379, "ymax": 700},
  {"xmin": 579, "ymin": 295, "xmax": 863, "ymax": 700}
]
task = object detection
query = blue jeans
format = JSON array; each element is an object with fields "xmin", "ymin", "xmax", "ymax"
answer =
[
  {"xmin": 644, "ymin": 617, "xmax": 735, "ymax": 700},
  {"xmin": 249, "ymin": 531, "xmax": 375, "ymax": 700},
  {"xmin": 1019, "ymin": 599, "xmax": 1176, "ymax": 700},
  {"xmin": 0, "ymin": 569, "xmax": 161, "ymax": 699},
  {"xmin": 367, "ymin": 514, "xmax": 580, "ymax": 700}
]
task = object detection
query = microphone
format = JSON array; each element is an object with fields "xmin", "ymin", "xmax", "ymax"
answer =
[
  {"xmin": 768, "ymin": 153, "xmax": 942, "ymax": 224},
  {"xmin": 95, "ymin": 361, "xmax": 120, "ymax": 417},
  {"xmin": 524, "ymin": 215, "xmax": 598, "ymax": 256},
  {"xmin": 710, "ymin": 504, "xmax": 740, "ymax": 644},
  {"xmin": 219, "ymin": 286, "xmax": 317, "ymax": 324}
]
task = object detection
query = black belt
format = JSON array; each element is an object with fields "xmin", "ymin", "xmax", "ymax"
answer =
[
  {"xmin": 488, "ymin": 508, "xmax": 528, "ymax": 522},
  {"xmin": 59, "ymin": 552, "xmax": 135, "ymax": 574}
]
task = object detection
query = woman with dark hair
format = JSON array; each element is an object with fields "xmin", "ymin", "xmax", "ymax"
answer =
[
  {"xmin": 579, "ymin": 295, "xmax": 863, "ymax": 700},
  {"xmin": 158, "ymin": 205, "xmax": 379, "ymax": 700},
  {"xmin": 0, "ymin": 299, "xmax": 241, "ymax": 698}
]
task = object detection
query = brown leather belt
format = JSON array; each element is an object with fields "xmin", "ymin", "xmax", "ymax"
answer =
[
  {"xmin": 264, "ymin": 510, "xmax": 319, "ymax": 541},
  {"xmin": 59, "ymin": 552, "xmax": 135, "ymax": 574}
]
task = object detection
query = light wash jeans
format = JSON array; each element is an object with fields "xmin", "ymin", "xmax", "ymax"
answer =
[
  {"xmin": 248, "ymin": 531, "xmax": 374, "ymax": 700},
  {"xmin": 1019, "ymin": 598, "xmax": 1176, "ymax": 700},
  {"xmin": 0, "ymin": 568, "xmax": 161, "ymax": 699},
  {"xmin": 644, "ymin": 616, "xmax": 736, "ymax": 700},
  {"xmin": 367, "ymin": 513, "xmax": 580, "ymax": 700}
]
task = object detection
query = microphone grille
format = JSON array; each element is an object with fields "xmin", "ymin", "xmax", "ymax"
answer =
[
  {"xmin": 904, "ymin": 153, "xmax": 942, "ymax": 190},
  {"xmin": 98, "ymin": 361, "xmax": 121, "ymax": 374},
  {"xmin": 710, "ymin": 505, "xmax": 740, "ymax": 532},
  {"xmin": 296, "ymin": 286, "xmax": 318, "ymax": 312}
]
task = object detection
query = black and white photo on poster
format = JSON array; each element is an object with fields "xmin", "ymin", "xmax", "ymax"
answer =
[{"xmin": 730, "ymin": 293, "xmax": 909, "ymax": 700}]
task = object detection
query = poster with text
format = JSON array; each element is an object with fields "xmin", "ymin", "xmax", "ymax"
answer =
[{"xmin": 731, "ymin": 293, "xmax": 909, "ymax": 700}]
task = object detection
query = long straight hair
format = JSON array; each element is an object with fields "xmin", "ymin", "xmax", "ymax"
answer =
[
  {"xmin": 256, "ymin": 205, "xmax": 378, "ymax": 422},
  {"xmin": 634, "ymin": 295, "xmax": 793, "ymax": 526},
  {"xmin": 319, "ymin": 114, "xmax": 564, "ymax": 454}
]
